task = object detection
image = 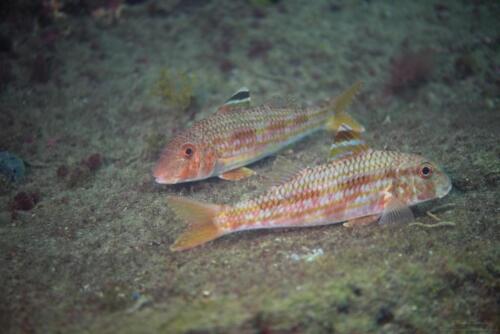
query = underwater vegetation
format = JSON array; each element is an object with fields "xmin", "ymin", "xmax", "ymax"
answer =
[
  {"xmin": 152, "ymin": 68, "xmax": 196, "ymax": 112},
  {"xmin": 142, "ymin": 133, "xmax": 166, "ymax": 161},
  {"xmin": 9, "ymin": 191, "xmax": 39, "ymax": 212},
  {"xmin": 385, "ymin": 48, "xmax": 434, "ymax": 95},
  {"xmin": 454, "ymin": 53, "xmax": 478, "ymax": 80},
  {"xmin": 250, "ymin": 0, "xmax": 283, "ymax": 7},
  {"xmin": 56, "ymin": 153, "xmax": 103, "ymax": 188}
]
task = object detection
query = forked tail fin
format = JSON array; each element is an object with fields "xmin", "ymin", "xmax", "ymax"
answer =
[
  {"xmin": 325, "ymin": 81, "xmax": 365, "ymax": 133},
  {"xmin": 168, "ymin": 196, "xmax": 224, "ymax": 251}
]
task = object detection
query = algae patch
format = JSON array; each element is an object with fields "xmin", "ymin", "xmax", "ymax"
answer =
[{"xmin": 152, "ymin": 68, "xmax": 196, "ymax": 112}]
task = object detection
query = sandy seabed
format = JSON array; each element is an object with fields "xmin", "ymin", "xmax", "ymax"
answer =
[{"xmin": 0, "ymin": 1, "xmax": 499, "ymax": 333}]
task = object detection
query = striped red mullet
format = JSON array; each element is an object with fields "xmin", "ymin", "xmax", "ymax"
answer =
[
  {"xmin": 168, "ymin": 133, "xmax": 452, "ymax": 251},
  {"xmin": 153, "ymin": 82, "xmax": 364, "ymax": 184}
]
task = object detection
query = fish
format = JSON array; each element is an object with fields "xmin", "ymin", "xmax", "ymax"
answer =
[
  {"xmin": 153, "ymin": 82, "xmax": 365, "ymax": 184},
  {"xmin": 167, "ymin": 131, "xmax": 452, "ymax": 251}
]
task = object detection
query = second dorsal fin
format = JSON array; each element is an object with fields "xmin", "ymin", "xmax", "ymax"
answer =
[
  {"xmin": 330, "ymin": 131, "xmax": 369, "ymax": 160},
  {"xmin": 217, "ymin": 87, "xmax": 251, "ymax": 114}
]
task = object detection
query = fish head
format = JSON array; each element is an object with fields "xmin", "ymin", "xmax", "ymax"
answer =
[
  {"xmin": 396, "ymin": 154, "xmax": 452, "ymax": 205},
  {"xmin": 153, "ymin": 133, "xmax": 217, "ymax": 184}
]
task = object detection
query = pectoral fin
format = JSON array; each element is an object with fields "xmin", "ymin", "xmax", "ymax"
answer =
[
  {"xmin": 343, "ymin": 214, "xmax": 380, "ymax": 228},
  {"xmin": 379, "ymin": 196, "xmax": 414, "ymax": 225},
  {"xmin": 219, "ymin": 167, "xmax": 256, "ymax": 181}
]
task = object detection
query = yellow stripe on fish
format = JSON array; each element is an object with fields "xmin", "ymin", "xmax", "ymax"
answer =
[
  {"xmin": 168, "ymin": 132, "xmax": 452, "ymax": 251},
  {"xmin": 153, "ymin": 82, "xmax": 364, "ymax": 184}
]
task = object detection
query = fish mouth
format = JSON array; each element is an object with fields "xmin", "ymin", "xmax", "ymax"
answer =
[
  {"xmin": 438, "ymin": 175, "xmax": 453, "ymax": 198},
  {"xmin": 152, "ymin": 163, "xmax": 178, "ymax": 184}
]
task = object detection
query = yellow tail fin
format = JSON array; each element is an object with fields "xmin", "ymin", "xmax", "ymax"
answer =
[
  {"xmin": 325, "ymin": 81, "xmax": 365, "ymax": 133},
  {"xmin": 168, "ymin": 196, "xmax": 224, "ymax": 251}
]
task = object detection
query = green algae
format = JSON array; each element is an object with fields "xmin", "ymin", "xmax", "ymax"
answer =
[{"xmin": 152, "ymin": 68, "xmax": 196, "ymax": 112}]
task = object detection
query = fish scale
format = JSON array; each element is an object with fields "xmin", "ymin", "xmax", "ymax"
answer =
[
  {"xmin": 218, "ymin": 150, "xmax": 403, "ymax": 231},
  {"xmin": 199, "ymin": 106, "xmax": 324, "ymax": 158}
]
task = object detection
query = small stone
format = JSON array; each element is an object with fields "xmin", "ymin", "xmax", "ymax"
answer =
[
  {"xmin": 10, "ymin": 192, "xmax": 39, "ymax": 211},
  {"xmin": 454, "ymin": 54, "xmax": 476, "ymax": 79},
  {"xmin": 84, "ymin": 153, "xmax": 102, "ymax": 171},
  {"xmin": 337, "ymin": 302, "xmax": 350, "ymax": 314},
  {"xmin": 57, "ymin": 165, "xmax": 69, "ymax": 178},
  {"xmin": 349, "ymin": 284, "xmax": 363, "ymax": 296},
  {"xmin": 453, "ymin": 177, "xmax": 479, "ymax": 192},
  {"xmin": 131, "ymin": 291, "xmax": 141, "ymax": 300},
  {"xmin": 376, "ymin": 306, "xmax": 394, "ymax": 325}
]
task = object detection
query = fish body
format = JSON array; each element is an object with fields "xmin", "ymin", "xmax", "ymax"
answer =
[
  {"xmin": 168, "ymin": 134, "xmax": 452, "ymax": 251},
  {"xmin": 153, "ymin": 82, "xmax": 364, "ymax": 184},
  {"xmin": 217, "ymin": 150, "xmax": 450, "ymax": 231}
]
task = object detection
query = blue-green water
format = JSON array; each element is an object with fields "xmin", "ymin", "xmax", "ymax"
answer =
[{"xmin": 0, "ymin": 1, "xmax": 498, "ymax": 333}]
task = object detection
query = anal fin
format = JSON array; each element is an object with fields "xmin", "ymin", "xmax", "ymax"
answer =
[
  {"xmin": 219, "ymin": 167, "xmax": 256, "ymax": 181},
  {"xmin": 343, "ymin": 214, "xmax": 380, "ymax": 228}
]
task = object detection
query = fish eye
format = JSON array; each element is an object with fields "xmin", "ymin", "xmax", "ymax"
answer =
[
  {"xmin": 182, "ymin": 144, "xmax": 195, "ymax": 159},
  {"xmin": 419, "ymin": 163, "xmax": 433, "ymax": 179}
]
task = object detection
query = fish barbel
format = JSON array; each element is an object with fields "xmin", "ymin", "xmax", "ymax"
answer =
[
  {"xmin": 168, "ymin": 132, "xmax": 452, "ymax": 251},
  {"xmin": 153, "ymin": 82, "xmax": 364, "ymax": 184}
]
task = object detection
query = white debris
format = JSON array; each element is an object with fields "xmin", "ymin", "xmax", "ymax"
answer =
[{"xmin": 288, "ymin": 248, "xmax": 324, "ymax": 262}]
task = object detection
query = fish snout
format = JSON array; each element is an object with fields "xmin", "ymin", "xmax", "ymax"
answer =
[
  {"xmin": 437, "ymin": 173, "xmax": 452, "ymax": 198},
  {"xmin": 152, "ymin": 160, "xmax": 177, "ymax": 184}
]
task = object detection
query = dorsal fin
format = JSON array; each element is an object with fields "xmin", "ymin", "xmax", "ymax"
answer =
[
  {"xmin": 217, "ymin": 87, "xmax": 251, "ymax": 114},
  {"xmin": 330, "ymin": 131, "xmax": 369, "ymax": 160}
]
